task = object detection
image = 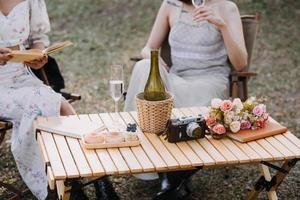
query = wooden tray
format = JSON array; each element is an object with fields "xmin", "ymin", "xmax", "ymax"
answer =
[
  {"xmin": 227, "ymin": 117, "xmax": 288, "ymax": 143},
  {"xmin": 81, "ymin": 136, "xmax": 141, "ymax": 149}
]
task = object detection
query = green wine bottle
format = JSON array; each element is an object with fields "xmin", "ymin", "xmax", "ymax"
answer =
[{"xmin": 144, "ymin": 50, "xmax": 167, "ymax": 101}]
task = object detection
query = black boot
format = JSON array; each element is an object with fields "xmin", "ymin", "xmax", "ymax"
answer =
[
  {"xmin": 69, "ymin": 180, "xmax": 89, "ymax": 200},
  {"xmin": 94, "ymin": 177, "xmax": 120, "ymax": 200},
  {"xmin": 153, "ymin": 169, "xmax": 200, "ymax": 200}
]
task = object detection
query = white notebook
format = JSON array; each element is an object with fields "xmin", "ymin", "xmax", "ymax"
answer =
[{"xmin": 36, "ymin": 116, "xmax": 105, "ymax": 139}]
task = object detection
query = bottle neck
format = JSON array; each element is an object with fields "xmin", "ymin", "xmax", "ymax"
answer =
[{"xmin": 150, "ymin": 50, "xmax": 159, "ymax": 75}]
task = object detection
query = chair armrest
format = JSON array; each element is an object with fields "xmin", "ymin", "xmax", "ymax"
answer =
[
  {"xmin": 0, "ymin": 120, "xmax": 13, "ymax": 131},
  {"xmin": 60, "ymin": 92, "xmax": 81, "ymax": 103},
  {"xmin": 231, "ymin": 71, "xmax": 258, "ymax": 78},
  {"xmin": 130, "ymin": 56, "xmax": 143, "ymax": 62}
]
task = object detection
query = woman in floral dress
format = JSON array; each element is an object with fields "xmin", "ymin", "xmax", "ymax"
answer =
[{"xmin": 0, "ymin": 0, "xmax": 75, "ymax": 199}]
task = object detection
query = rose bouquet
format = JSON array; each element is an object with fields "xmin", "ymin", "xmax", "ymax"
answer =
[{"xmin": 206, "ymin": 97, "xmax": 269, "ymax": 139}]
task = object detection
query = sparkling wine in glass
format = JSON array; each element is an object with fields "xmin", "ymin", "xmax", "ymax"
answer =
[
  {"xmin": 192, "ymin": 0, "xmax": 205, "ymax": 7},
  {"xmin": 109, "ymin": 65, "xmax": 124, "ymax": 112}
]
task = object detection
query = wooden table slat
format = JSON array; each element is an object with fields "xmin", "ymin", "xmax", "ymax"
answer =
[
  {"xmin": 40, "ymin": 131, "xmax": 66, "ymax": 179},
  {"xmin": 283, "ymin": 132, "xmax": 300, "ymax": 149},
  {"xmin": 220, "ymin": 138, "xmax": 250, "ymax": 163},
  {"xmin": 179, "ymin": 108, "xmax": 227, "ymax": 165},
  {"xmin": 206, "ymin": 136, "xmax": 239, "ymax": 164},
  {"xmin": 98, "ymin": 113, "xmax": 130, "ymax": 174},
  {"xmin": 247, "ymin": 141, "xmax": 274, "ymax": 161},
  {"xmin": 52, "ymin": 133, "xmax": 79, "ymax": 178},
  {"xmin": 171, "ymin": 109, "xmax": 204, "ymax": 166},
  {"xmin": 78, "ymin": 115, "xmax": 106, "ymax": 176},
  {"xmin": 186, "ymin": 140, "xmax": 215, "ymax": 166},
  {"xmin": 89, "ymin": 114, "xmax": 119, "ymax": 175},
  {"xmin": 117, "ymin": 112, "xmax": 155, "ymax": 172},
  {"xmin": 105, "ymin": 113, "xmax": 143, "ymax": 173},
  {"xmin": 256, "ymin": 139, "xmax": 284, "ymax": 160},
  {"xmin": 130, "ymin": 112, "xmax": 179, "ymax": 169},
  {"xmin": 120, "ymin": 112, "xmax": 167, "ymax": 171},
  {"xmin": 274, "ymin": 134, "xmax": 300, "ymax": 156},
  {"xmin": 56, "ymin": 115, "xmax": 93, "ymax": 177},
  {"xmin": 232, "ymin": 140, "xmax": 262, "ymax": 162},
  {"xmin": 265, "ymin": 137, "xmax": 295, "ymax": 159}
]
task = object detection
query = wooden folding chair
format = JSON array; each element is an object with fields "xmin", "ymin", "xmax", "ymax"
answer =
[
  {"xmin": 0, "ymin": 58, "xmax": 81, "ymax": 199},
  {"xmin": 131, "ymin": 13, "xmax": 261, "ymax": 101}
]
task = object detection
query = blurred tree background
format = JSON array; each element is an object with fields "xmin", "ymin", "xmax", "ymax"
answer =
[{"xmin": 1, "ymin": 0, "xmax": 300, "ymax": 199}]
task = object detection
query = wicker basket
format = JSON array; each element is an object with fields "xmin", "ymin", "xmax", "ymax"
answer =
[{"xmin": 136, "ymin": 92, "xmax": 174, "ymax": 135}]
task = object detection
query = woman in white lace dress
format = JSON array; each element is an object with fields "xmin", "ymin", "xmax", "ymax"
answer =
[
  {"xmin": 125, "ymin": 0, "xmax": 248, "ymax": 199},
  {"xmin": 0, "ymin": 0, "xmax": 75, "ymax": 199}
]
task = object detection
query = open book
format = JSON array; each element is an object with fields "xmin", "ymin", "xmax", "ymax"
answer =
[
  {"xmin": 9, "ymin": 41, "xmax": 73, "ymax": 62},
  {"xmin": 36, "ymin": 116, "xmax": 105, "ymax": 139}
]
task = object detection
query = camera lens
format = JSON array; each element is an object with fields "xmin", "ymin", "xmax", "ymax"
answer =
[{"xmin": 186, "ymin": 122, "xmax": 201, "ymax": 138}]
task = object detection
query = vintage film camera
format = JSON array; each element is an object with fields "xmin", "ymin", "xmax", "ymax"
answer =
[{"xmin": 165, "ymin": 114, "xmax": 207, "ymax": 143}]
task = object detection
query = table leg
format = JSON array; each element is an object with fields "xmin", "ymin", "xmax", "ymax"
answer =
[
  {"xmin": 246, "ymin": 159, "xmax": 299, "ymax": 200},
  {"xmin": 259, "ymin": 164, "xmax": 278, "ymax": 200},
  {"xmin": 56, "ymin": 180, "xmax": 71, "ymax": 200}
]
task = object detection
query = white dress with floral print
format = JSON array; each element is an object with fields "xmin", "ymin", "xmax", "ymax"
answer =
[{"xmin": 0, "ymin": 1, "xmax": 61, "ymax": 199}]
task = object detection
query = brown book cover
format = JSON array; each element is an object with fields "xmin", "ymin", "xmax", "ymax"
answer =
[
  {"xmin": 227, "ymin": 117, "xmax": 288, "ymax": 143},
  {"xmin": 9, "ymin": 41, "xmax": 72, "ymax": 62}
]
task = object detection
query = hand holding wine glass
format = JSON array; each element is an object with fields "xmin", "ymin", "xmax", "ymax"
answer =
[{"xmin": 109, "ymin": 64, "xmax": 124, "ymax": 112}]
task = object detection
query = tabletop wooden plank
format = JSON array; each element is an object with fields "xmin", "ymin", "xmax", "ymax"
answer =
[
  {"xmin": 40, "ymin": 131, "xmax": 66, "ymax": 179},
  {"xmin": 89, "ymin": 114, "xmax": 119, "ymax": 175},
  {"xmin": 247, "ymin": 141, "xmax": 273, "ymax": 161},
  {"xmin": 37, "ymin": 132, "xmax": 50, "ymax": 164},
  {"xmin": 171, "ymin": 110, "xmax": 204, "ymax": 167},
  {"xmin": 52, "ymin": 133, "xmax": 79, "ymax": 178},
  {"xmin": 98, "ymin": 113, "xmax": 130, "ymax": 174},
  {"xmin": 172, "ymin": 108, "xmax": 216, "ymax": 166},
  {"xmin": 104, "ymin": 113, "xmax": 143, "ymax": 173},
  {"xmin": 256, "ymin": 139, "xmax": 284, "ymax": 161},
  {"xmin": 265, "ymin": 137, "xmax": 295, "ymax": 159},
  {"xmin": 158, "ymin": 136, "xmax": 192, "ymax": 168},
  {"xmin": 206, "ymin": 136, "xmax": 239, "ymax": 164},
  {"xmin": 56, "ymin": 115, "xmax": 93, "ymax": 177},
  {"xmin": 283, "ymin": 132, "xmax": 300, "ymax": 150},
  {"xmin": 77, "ymin": 115, "xmax": 106, "ymax": 177},
  {"xmin": 179, "ymin": 108, "xmax": 227, "ymax": 165},
  {"xmin": 220, "ymin": 138, "xmax": 250, "ymax": 163},
  {"xmin": 185, "ymin": 106, "xmax": 239, "ymax": 164},
  {"xmin": 274, "ymin": 134, "xmax": 300, "ymax": 156},
  {"xmin": 232, "ymin": 140, "xmax": 261, "ymax": 162},
  {"xmin": 111, "ymin": 112, "xmax": 155, "ymax": 172},
  {"xmin": 120, "ymin": 112, "xmax": 167, "ymax": 171},
  {"xmin": 186, "ymin": 140, "xmax": 215, "ymax": 166},
  {"xmin": 130, "ymin": 112, "xmax": 179, "ymax": 169}
]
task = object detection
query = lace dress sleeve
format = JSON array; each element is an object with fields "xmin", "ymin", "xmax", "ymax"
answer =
[{"xmin": 28, "ymin": 0, "xmax": 51, "ymax": 47}]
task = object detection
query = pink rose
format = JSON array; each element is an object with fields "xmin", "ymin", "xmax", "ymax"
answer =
[
  {"xmin": 220, "ymin": 100, "xmax": 233, "ymax": 112},
  {"xmin": 240, "ymin": 120, "xmax": 251, "ymax": 130},
  {"xmin": 252, "ymin": 105, "xmax": 264, "ymax": 117},
  {"xmin": 263, "ymin": 113, "xmax": 269, "ymax": 121},
  {"xmin": 212, "ymin": 124, "xmax": 226, "ymax": 135},
  {"xmin": 255, "ymin": 119, "xmax": 266, "ymax": 129},
  {"xmin": 206, "ymin": 116, "xmax": 217, "ymax": 127}
]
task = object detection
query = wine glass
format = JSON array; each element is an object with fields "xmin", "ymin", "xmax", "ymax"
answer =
[
  {"xmin": 109, "ymin": 64, "xmax": 124, "ymax": 113},
  {"xmin": 192, "ymin": 0, "xmax": 205, "ymax": 7}
]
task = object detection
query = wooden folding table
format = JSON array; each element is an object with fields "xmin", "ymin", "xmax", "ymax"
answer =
[{"xmin": 34, "ymin": 107, "xmax": 300, "ymax": 200}]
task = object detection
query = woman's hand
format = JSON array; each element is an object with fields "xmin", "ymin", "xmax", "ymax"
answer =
[
  {"xmin": 0, "ymin": 48, "xmax": 12, "ymax": 65},
  {"xmin": 193, "ymin": 6, "xmax": 226, "ymax": 30},
  {"xmin": 25, "ymin": 54, "xmax": 48, "ymax": 70}
]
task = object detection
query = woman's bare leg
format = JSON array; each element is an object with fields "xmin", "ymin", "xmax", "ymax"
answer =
[{"xmin": 60, "ymin": 99, "xmax": 76, "ymax": 116}]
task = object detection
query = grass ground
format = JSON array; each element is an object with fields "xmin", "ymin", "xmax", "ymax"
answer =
[{"xmin": 1, "ymin": 0, "xmax": 300, "ymax": 199}]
